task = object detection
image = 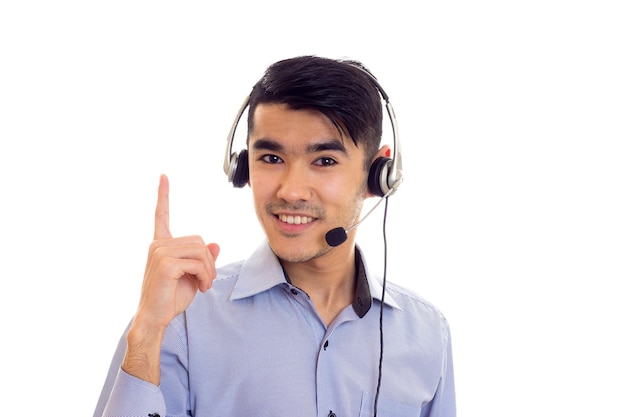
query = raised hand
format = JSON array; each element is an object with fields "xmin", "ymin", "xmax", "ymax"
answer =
[{"xmin": 122, "ymin": 174, "xmax": 220, "ymax": 384}]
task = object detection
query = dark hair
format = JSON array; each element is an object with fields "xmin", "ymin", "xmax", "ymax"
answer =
[{"xmin": 247, "ymin": 55, "xmax": 383, "ymax": 168}]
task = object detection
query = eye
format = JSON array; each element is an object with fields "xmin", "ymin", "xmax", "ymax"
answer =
[
  {"xmin": 261, "ymin": 154, "xmax": 283, "ymax": 164},
  {"xmin": 314, "ymin": 157, "xmax": 337, "ymax": 167}
]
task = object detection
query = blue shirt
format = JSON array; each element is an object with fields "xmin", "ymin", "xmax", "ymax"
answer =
[{"xmin": 94, "ymin": 241, "xmax": 455, "ymax": 417}]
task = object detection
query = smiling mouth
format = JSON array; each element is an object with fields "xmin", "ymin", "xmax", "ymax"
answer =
[{"xmin": 278, "ymin": 214, "xmax": 315, "ymax": 225}]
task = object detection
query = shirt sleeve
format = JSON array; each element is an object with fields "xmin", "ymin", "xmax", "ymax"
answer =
[
  {"xmin": 423, "ymin": 318, "xmax": 457, "ymax": 417},
  {"xmin": 92, "ymin": 321, "xmax": 167, "ymax": 417},
  {"xmin": 100, "ymin": 369, "xmax": 167, "ymax": 417},
  {"xmin": 93, "ymin": 317, "xmax": 191, "ymax": 417}
]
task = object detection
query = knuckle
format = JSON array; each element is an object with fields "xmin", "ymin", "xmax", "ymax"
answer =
[
  {"xmin": 189, "ymin": 235, "xmax": 205, "ymax": 245},
  {"xmin": 148, "ymin": 239, "xmax": 163, "ymax": 254}
]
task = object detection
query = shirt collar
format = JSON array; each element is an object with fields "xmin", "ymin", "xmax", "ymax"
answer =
[
  {"xmin": 229, "ymin": 241, "xmax": 286, "ymax": 300},
  {"xmin": 230, "ymin": 241, "xmax": 401, "ymax": 315},
  {"xmin": 356, "ymin": 246, "xmax": 402, "ymax": 312}
]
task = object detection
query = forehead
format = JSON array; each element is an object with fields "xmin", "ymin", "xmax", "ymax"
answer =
[{"xmin": 249, "ymin": 103, "xmax": 358, "ymax": 153}]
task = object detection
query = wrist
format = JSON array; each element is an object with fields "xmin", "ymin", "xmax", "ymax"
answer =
[{"xmin": 121, "ymin": 319, "xmax": 167, "ymax": 385}]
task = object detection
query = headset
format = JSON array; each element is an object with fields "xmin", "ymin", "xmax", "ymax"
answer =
[{"xmin": 223, "ymin": 65, "xmax": 404, "ymax": 198}]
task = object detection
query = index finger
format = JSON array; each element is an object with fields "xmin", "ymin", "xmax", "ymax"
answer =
[{"xmin": 154, "ymin": 174, "xmax": 172, "ymax": 240}]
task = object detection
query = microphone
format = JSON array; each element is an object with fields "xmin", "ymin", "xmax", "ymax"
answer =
[
  {"xmin": 325, "ymin": 188, "xmax": 395, "ymax": 247},
  {"xmin": 325, "ymin": 226, "xmax": 351, "ymax": 247}
]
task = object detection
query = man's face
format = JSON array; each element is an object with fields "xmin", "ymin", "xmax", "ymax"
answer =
[{"xmin": 248, "ymin": 103, "xmax": 369, "ymax": 263}]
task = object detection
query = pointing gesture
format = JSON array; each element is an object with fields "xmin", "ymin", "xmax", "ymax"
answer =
[{"xmin": 123, "ymin": 174, "xmax": 220, "ymax": 384}]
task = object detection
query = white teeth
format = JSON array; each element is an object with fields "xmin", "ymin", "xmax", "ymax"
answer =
[{"xmin": 279, "ymin": 214, "xmax": 314, "ymax": 225}]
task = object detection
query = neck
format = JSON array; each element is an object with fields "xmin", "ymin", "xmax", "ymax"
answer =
[{"xmin": 281, "ymin": 246, "xmax": 357, "ymax": 326}]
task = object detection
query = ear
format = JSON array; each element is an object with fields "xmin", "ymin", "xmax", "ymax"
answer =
[
  {"xmin": 365, "ymin": 145, "xmax": 392, "ymax": 198},
  {"xmin": 377, "ymin": 144, "xmax": 392, "ymax": 160}
]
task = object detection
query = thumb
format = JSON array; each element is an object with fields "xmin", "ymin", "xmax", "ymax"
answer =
[{"xmin": 207, "ymin": 242, "xmax": 220, "ymax": 260}]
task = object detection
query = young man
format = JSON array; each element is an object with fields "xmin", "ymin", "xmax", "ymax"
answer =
[{"xmin": 94, "ymin": 56, "xmax": 456, "ymax": 416}]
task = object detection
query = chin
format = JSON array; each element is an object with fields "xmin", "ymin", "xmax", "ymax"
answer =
[{"xmin": 268, "ymin": 238, "xmax": 331, "ymax": 264}]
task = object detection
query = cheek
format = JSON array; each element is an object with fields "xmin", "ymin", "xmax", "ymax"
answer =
[
  {"xmin": 248, "ymin": 166, "xmax": 273, "ymax": 194},
  {"xmin": 323, "ymin": 173, "xmax": 368, "ymax": 204},
  {"xmin": 250, "ymin": 178, "xmax": 272, "ymax": 209}
]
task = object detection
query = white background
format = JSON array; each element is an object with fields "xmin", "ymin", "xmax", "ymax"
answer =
[{"xmin": 1, "ymin": 1, "xmax": 624, "ymax": 415}]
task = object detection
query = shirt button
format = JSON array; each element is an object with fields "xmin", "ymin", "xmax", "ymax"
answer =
[
  {"xmin": 328, "ymin": 411, "xmax": 336, "ymax": 417},
  {"xmin": 290, "ymin": 288, "xmax": 298, "ymax": 295}
]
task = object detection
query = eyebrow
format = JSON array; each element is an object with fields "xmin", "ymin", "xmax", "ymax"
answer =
[{"xmin": 252, "ymin": 138, "xmax": 348, "ymax": 154}]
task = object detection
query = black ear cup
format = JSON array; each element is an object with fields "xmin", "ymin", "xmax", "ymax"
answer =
[
  {"xmin": 368, "ymin": 156, "xmax": 393, "ymax": 197},
  {"xmin": 231, "ymin": 149, "xmax": 249, "ymax": 188}
]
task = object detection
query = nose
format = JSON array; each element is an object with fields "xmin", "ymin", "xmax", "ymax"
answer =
[{"xmin": 276, "ymin": 163, "xmax": 312, "ymax": 203}]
